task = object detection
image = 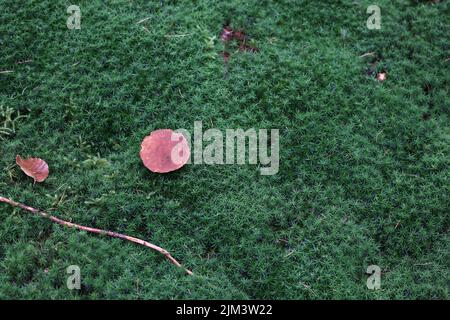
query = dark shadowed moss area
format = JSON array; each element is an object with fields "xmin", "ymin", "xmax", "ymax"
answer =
[{"xmin": 0, "ymin": 0, "xmax": 448, "ymax": 299}]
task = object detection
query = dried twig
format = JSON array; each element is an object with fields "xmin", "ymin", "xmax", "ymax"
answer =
[{"xmin": 0, "ymin": 196, "xmax": 193, "ymax": 275}]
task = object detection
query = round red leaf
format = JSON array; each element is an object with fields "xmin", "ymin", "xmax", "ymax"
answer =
[{"xmin": 140, "ymin": 129, "xmax": 190, "ymax": 173}]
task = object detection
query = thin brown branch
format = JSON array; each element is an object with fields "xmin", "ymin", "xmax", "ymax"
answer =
[{"xmin": 0, "ymin": 196, "xmax": 193, "ymax": 275}]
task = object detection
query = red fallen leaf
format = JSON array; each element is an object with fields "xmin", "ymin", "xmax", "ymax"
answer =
[
  {"xmin": 234, "ymin": 29, "xmax": 246, "ymax": 42},
  {"xmin": 16, "ymin": 155, "xmax": 49, "ymax": 183},
  {"xmin": 220, "ymin": 25, "xmax": 233, "ymax": 42},
  {"xmin": 140, "ymin": 129, "xmax": 190, "ymax": 173},
  {"xmin": 222, "ymin": 51, "xmax": 231, "ymax": 63},
  {"xmin": 376, "ymin": 71, "xmax": 387, "ymax": 82}
]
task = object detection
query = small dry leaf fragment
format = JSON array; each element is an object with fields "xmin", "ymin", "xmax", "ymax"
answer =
[
  {"xmin": 140, "ymin": 129, "xmax": 190, "ymax": 173},
  {"xmin": 376, "ymin": 71, "xmax": 387, "ymax": 82},
  {"xmin": 220, "ymin": 25, "xmax": 233, "ymax": 42},
  {"xmin": 222, "ymin": 51, "xmax": 231, "ymax": 64},
  {"xmin": 234, "ymin": 29, "xmax": 246, "ymax": 42},
  {"xmin": 16, "ymin": 155, "xmax": 49, "ymax": 183},
  {"xmin": 218, "ymin": 23, "xmax": 259, "ymax": 71}
]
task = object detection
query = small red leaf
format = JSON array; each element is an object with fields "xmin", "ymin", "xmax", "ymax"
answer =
[
  {"xmin": 140, "ymin": 129, "xmax": 190, "ymax": 173},
  {"xmin": 220, "ymin": 25, "xmax": 234, "ymax": 42},
  {"xmin": 234, "ymin": 29, "xmax": 246, "ymax": 42},
  {"xmin": 222, "ymin": 51, "xmax": 231, "ymax": 63},
  {"xmin": 16, "ymin": 155, "xmax": 49, "ymax": 183},
  {"xmin": 376, "ymin": 71, "xmax": 387, "ymax": 82}
]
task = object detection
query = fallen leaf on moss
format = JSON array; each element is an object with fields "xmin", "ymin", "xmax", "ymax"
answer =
[
  {"xmin": 233, "ymin": 29, "xmax": 246, "ymax": 42},
  {"xmin": 377, "ymin": 71, "xmax": 387, "ymax": 82},
  {"xmin": 140, "ymin": 129, "xmax": 190, "ymax": 173},
  {"xmin": 220, "ymin": 25, "xmax": 233, "ymax": 42},
  {"xmin": 223, "ymin": 51, "xmax": 231, "ymax": 63},
  {"xmin": 16, "ymin": 155, "xmax": 49, "ymax": 183}
]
